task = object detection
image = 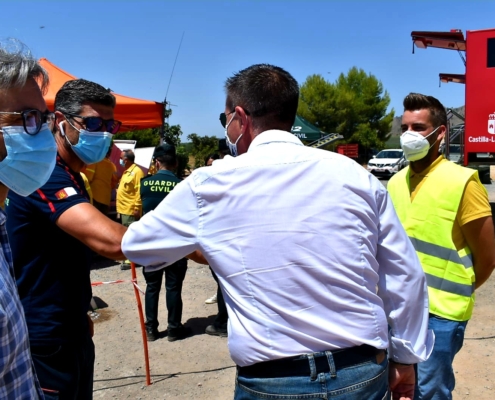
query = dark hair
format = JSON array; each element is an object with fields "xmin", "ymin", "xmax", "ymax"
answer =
[
  {"xmin": 403, "ymin": 93, "xmax": 447, "ymax": 128},
  {"xmin": 156, "ymin": 153, "xmax": 177, "ymax": 168},
  {"xmin": 123, "ymin": 149, "xmax": 135, "ymax": 163},
  {"xmin": 55, "ymin": 78, "xmax": 116, "ymax": 115},
  {"xmin": 204, "ymin": 153, "xmax": 219, "ymax": 164},
  {"xmin": 225, "ymin": 64, "xmax": 299, "ymax": 131}
]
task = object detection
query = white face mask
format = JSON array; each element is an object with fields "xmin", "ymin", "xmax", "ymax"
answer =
[
  {"xmin": 225, "ymin": 112, "xmax": 242, "ymax": 157},
  {"xmin": 400, "ymin": 126, "xmax": 440, "ymax": 162}
]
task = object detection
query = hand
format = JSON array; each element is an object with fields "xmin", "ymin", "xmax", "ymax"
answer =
[
  {"xmin": 187, "ymin": 250, "xmax": 208, "ymax": 265},
  {"xmin": 133, "ymin": 209, "xmax": 141, "ymax": 220},
  {"xmin": 389, "ymin": 361, "xmax": 415, "ymax": 400}
]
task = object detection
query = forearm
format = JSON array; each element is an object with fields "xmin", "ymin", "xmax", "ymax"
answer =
[
  {"xmin": 57, "ymin": 203, "xmax": 127, "ymax": 260},
  {"xmin": 122, "ymin": 182, "xmax": 200, "ymax": 267},
  {"xmin": 474, "ymin": 260, "xmax": 495, "ymax": 289},
  {"xmin": 463, "ymin": 216, "xmax": 495, "ymax": 290},
  {"xmin": 88, "ymin": 223, "xmax": 127, "ymax": 260}
]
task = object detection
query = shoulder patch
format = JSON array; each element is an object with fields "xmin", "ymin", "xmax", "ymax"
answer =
[{"xmin": 55, "ymin": 187, "xmax": 77, "ymax": 200}]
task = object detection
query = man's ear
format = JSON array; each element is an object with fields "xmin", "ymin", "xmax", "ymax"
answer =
[
  {"xmin": 54, "ymin": 111, "xmax": 66, "ymax": 134},
  {"xmin": 235, "ymin": 106, "xmax": 250, "ymax": 134},
  {"xmin": 437, "ymin": 125, "xmax": 447, "ymax": 142},
  {"xmin": 54, "ymin": 111, "xmax": 65, "ymax": 125}
]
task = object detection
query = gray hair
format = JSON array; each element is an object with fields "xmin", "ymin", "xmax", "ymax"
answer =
[{"xmin": 0, "ymin": 38, "xmax": 49, "ymax": 93}]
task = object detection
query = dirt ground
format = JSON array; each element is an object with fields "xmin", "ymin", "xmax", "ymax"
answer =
[
  {"xmin": 89, "ymin": 254, "xmax": 495, "ymax": 400},
  {"xmin": 90, "ymin": 259, "xmax": 236, "ymax": 400}
]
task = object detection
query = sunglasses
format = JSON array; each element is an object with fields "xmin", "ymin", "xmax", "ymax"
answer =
[
  {"xmin": 219, "ymin": 107, "xmax": 255, "ymax": 128},
  {"xmin": 219, "ymin": 110, "xmax": 235, "ymax": 128},
  {"xmin": 64, "ymin": 112, "xmax": 122, "ymax": 134},
  {"xmin": 0, "ymin": 109, "xmax": 55, "ymax": 135}
]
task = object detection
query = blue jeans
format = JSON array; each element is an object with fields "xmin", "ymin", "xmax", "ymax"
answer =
[
  {"xmin": 414, "ymin": 315, "xmax": 467, "ymax": 400},
  {"xmin": 235, "ymin": 351, "xmax": 389, "ymax": 399}
]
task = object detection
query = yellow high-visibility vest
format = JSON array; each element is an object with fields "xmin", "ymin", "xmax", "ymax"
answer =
[{"xmin": 388, "ymin": 161, "xmax": 479, "ymax": 321}]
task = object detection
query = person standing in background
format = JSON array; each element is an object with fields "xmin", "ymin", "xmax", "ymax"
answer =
[
  {"xmin": 140, "ymin": 143, "xmax": 189, "ymax": 342},
  {"xmin": 117, "ymin": 149, "xmax": 144, "ymax": 270},
  {"xmin": 85, "ymin": 146, "xmax": 118, "ymax": 215}
]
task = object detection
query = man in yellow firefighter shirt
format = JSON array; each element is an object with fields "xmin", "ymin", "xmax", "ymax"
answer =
[
  {"xmin": 388, "ymin": 93, "xmax": 495, "ymax": 400},
  {"xmin": 117, "ymin": 149, "xmax": 144, "ymax": 269}
]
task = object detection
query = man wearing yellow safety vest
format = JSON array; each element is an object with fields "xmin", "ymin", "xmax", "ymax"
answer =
[{"xmin": 388, "ymin": 93, "xmax": 495, "ymax": 400}]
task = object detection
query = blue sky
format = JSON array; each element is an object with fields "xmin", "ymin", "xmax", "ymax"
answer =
[{"xmin": 1, "ymin": 0, "xmax": 493, "ymax": 141}]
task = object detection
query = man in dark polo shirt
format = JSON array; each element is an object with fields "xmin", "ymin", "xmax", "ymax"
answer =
[
  {"xmin": 140, "ymin": 143, "xmax": 189, "ymax": 342},
  {"xmin": 6, "ymin": 79, "xmax": 127, "ymax": 399}
]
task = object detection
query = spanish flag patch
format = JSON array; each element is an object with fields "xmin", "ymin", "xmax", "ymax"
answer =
[{"xmin": 55, "ymin": 187, "xmax": 77, "ymax": 200}]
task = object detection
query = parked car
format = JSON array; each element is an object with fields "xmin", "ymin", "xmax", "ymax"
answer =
[{"xmin": 367, "ymin": 149, "xmax": 408, "ymax": 178}]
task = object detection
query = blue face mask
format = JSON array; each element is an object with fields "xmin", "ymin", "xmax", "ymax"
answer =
[
  {"xmin": 0, "ymin": 123, "xmax": 57, "ymax": 196},
  {"xmin": 119, "ymin": 159, "xmax": 125, "ymax": 167},
  {"xmin": 225, "ymin": 112, "xmax": 242, "ymax": 157},
  {"xmin": 59, "ymin": 120, "xmax": 113, "ymax": 164}
]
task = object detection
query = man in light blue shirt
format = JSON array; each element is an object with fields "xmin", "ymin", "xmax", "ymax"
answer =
[{"xmin": 122, "ymin": 64, "xmax": 433, "ymax": 400}]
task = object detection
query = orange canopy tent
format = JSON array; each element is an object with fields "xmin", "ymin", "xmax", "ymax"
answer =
[{"xmin": 38, "ymin": 58, "xmax": 164, "ymax": 132}]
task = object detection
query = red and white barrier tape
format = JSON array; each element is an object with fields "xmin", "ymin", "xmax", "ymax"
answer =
[{"xmin": 91, "ymin": 278, "xmax": 145, "ymax": 295}]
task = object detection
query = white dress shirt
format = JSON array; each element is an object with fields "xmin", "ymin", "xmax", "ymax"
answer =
[{"xmin": 122, "ymin": 130, "xmax": 433, "ymax": 367}]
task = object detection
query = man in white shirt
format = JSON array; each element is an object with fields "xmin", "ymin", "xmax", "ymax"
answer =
[{"xmin": 122, "ymin": 64, "xmax": 433, "ymax": 400}]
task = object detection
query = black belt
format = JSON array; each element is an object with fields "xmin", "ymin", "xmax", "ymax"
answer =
[{"xmin": 237, "ymin": 345, "xmax": 384, "ymax": 378}]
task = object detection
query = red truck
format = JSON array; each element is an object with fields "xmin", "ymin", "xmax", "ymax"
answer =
[{"xmin": 411, "ymin": 28, "xmax": 494, "ymax": 183}]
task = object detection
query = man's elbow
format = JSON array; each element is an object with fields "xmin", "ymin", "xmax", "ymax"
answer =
[
  {"xmin": 108, "ymin": 245, "xmax": 126, "ymax": 261},
  {"xmin": 94, "ymin": 242, "xmax": 125, "ymax": 261}
]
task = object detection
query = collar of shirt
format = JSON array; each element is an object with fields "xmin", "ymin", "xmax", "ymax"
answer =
[
  {"xmin": 409, "ymin": 155, "xmax": 446, "ymax": 179},
  {"xmin": 155, "ymin": 169, "xmax": 177, "ymax": 178},
  {"xmin": 56, "ymin": 153, "xmax": 77, "ymax": 173},
  {"xmin": 408, "ymin": 155, "xmax": 447, "ymax": 198},
  {"xmin": 124, "ymin": 163, "xmax": 138, "ymax": 174},
  {"xmin": 0, "ymin": 207, "xmax": 5, "ymax": 227},
  {"xmin": 248, "ymin": 129, "xmax": 304, "ymax": 152}
]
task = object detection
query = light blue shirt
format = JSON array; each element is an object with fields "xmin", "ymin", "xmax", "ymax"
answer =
[{"xmin": 122, "ymin": 130, "xmax": 434, "ymax": 367}]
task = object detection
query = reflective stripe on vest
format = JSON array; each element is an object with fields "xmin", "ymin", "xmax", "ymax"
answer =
[
  {"xmin": 409, "ymin": 237, "xmax": 473, "ymax": 269},
  {"xmin": 424, "ymin": 273, "xmax": 475, "ymax": 297},
  {"xmin": 387, "ymin": 160, "xmax": 479, "ymax": 321}
]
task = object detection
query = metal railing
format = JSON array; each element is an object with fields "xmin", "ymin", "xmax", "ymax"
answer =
[{"xmin": 307, "ymin": 133, "xmax": 343, "ymax": 148}]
